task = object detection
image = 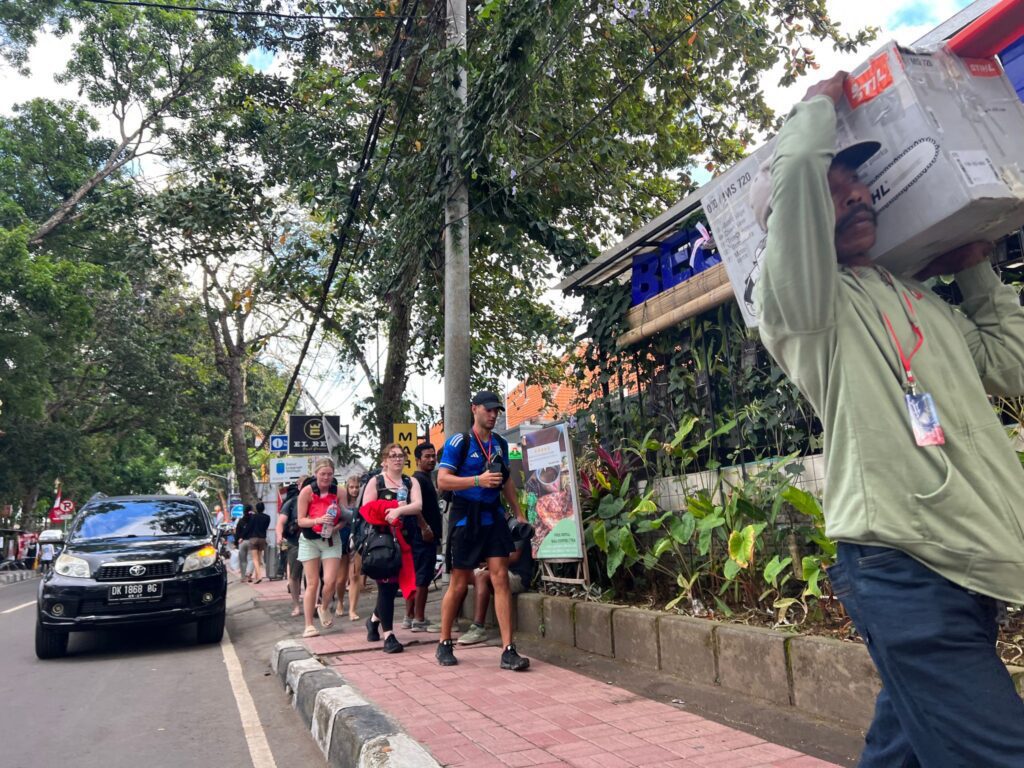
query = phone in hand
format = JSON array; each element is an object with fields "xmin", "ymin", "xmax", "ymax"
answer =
[{"xmin": 486, "ymin": 460, "xmax": 503, "ymax": 475}]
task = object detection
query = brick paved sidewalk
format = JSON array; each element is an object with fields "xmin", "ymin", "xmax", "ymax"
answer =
[
  {"xmin": 252, "ymin": 578, "xmax": 839, "ymax": 767},
  {"xmin": 317, "ymin": 639, "xmax": 837, "ymax": 765}
]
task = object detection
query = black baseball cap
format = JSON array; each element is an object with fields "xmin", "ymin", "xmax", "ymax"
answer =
[{"xmin": 471, "ymin": 390, "xmax": 505, "ymax": 410}]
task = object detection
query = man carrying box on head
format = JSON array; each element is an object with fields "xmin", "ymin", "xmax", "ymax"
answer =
[
  {"xmin": 435, "ymin": 391, "xmax": 530, "ymax": 671},
  {"xmin": 753, "ymin": 70, "xmax": 1024, "ymax": 767}
]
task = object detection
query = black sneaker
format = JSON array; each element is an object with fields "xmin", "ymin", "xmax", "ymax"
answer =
[
  {"xmin": 436, "ymin": 639, "xmax": 458, "ymax": 666},
  {"xmin": 383, "ymin": 634, "xmax": 404, "ymax": 654},
  {"xmin": 366, "ymin": 616, "xmax": 380, "ymax": 642},
  {"xmin": 500, "ymin": 644, "xmax": 530, "ymax": 671}
]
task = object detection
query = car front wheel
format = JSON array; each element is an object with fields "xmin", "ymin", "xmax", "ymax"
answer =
[
  {"xmin": 35, "ymin": 621, "xmax": 69, "ymax": 659},
  {"xmin": 196, "ymin": 608, "xmax": 225, "ymax": 645}
]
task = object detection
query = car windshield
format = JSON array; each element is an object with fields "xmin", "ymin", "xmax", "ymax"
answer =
[{"xmin": 70, "ymin": 500, "xmax": 207, "ymax": 541}]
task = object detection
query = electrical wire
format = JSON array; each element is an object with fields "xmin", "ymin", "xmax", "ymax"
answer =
[
  {"xmin": 75, "ymin": 0, "xmax": 408, "ymax": 22},
  {"xmin": 259, "ymin": 0, "xmax": 426, "ymax": 445}
]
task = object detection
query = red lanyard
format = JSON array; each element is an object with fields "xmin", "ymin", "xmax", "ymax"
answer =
[
  {"xmin": 472, "ymin": 428, "xmax": 492, "ymax": 464},
  {"xmin": 880, "ymin": 285, "xmax": 925, "ymax": 393}
]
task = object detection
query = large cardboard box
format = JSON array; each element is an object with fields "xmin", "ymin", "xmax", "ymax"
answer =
[
  {"xmin": 839, "ymin": 42, "xmax": 1024, "ymax": 274},
  {"xmin": 702, "ymin": 41, "xmax": 1024, "ymax": 327}
]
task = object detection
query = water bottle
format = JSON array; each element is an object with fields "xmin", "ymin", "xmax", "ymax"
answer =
[
  {"xmin": 321, "ymin": 503, "xmax": 338, "ymax": 539},
  {"xmin": 397, "ymin": 484, "xmax": 408, "ymax": 504}
]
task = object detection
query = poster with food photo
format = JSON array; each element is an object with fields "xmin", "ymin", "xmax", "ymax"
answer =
[{"xmin": 522, "ymin": 423, "xmax": 584, "ymax": 560}]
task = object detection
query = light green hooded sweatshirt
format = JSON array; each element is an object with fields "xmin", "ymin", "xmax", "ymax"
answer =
[{"xmin": 756, "ymin": 96, "xmax": 1024, "ymax": 604}]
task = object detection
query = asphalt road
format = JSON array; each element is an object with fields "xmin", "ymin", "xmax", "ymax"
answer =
[{"xmin": 0, "ymin": 576, "xmax": 324, "ymax": 768}]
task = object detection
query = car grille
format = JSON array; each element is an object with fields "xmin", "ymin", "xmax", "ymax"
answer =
[
  {"xmin": 79, "ymin": 593, "xmax": 187, "ymax": 614},
  {"xmin": 95, "ymin": 561, "xmax": 176, "ymax": 581}
]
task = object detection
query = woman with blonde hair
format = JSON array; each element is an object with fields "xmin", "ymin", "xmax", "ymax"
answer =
[
  {"xmin": 296, "ymin": 457, "xmax": 343, "ymax": 638},
  {"xmin": 337, "ymin": 474, "xmax": 364, "ymax": 620}
]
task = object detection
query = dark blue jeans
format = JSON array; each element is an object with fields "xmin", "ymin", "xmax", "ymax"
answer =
[{"xmin": 828, "ymin": 543, "xmax": 1024, "ymax": 767}]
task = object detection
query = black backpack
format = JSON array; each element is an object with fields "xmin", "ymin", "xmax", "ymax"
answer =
[{"xmin": 358, "ymin": 526, "xmax": 402, "ymax": 579}]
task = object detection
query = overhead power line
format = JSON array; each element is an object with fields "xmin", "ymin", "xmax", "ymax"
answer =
[
  {"xmin": 76, "ymin": 0, "xmax": 407, "ymax": 22},
  {"xmin": 259, "ymin": 0, "xmax": 429, "ymax": 445}
]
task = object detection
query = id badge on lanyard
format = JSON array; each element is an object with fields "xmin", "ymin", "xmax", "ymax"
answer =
[{"xmin": 878, "ymin": 274, "xmax": 945, "ymax": 447}]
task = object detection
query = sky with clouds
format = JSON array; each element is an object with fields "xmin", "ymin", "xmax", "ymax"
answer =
[{"xmin": 0, "ymin": 0, "xmax": 980, "ymax": 436}]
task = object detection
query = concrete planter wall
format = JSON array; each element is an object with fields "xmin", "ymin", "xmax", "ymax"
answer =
[{"xmin": 513, "ymin": 593, "xmax": 1023, "ymax": 730}]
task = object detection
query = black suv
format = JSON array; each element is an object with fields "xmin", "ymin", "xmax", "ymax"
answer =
[{"xmin": 36, "ymin": 495, "xmax": 228, "ymax": 659}]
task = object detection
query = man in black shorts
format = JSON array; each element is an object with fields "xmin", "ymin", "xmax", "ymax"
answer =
[
  {"xmin": 436, "ymin": 391, "xmax": 530, "ymax": 671},
  {"xmin": 403, "ymin": 443, "xmax": 443, "ymax": 632}
]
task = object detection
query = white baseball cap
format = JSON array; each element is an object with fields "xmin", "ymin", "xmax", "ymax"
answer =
[{"xmin": 749, "ymin": 139, "xmax": 881, "ymax": 232}]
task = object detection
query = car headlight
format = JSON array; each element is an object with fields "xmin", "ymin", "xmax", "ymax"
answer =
[
  {"xmin": 54, "ymin": 553, "xmax": 90, "ymax": 579},
  {"xmin": 183, "ymin": 546, "xmax": 218, "ymax": 573}
]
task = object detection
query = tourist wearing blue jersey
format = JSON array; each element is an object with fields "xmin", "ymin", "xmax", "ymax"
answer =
[{"xmin": 435, "ymin": 391, "xmax": 530, "ymax": 671}]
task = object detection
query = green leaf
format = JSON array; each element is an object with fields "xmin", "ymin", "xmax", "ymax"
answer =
[
  {"xmin": 665, "ymin": 593, "xmax": 687, "ymax": 610},
  {"xmin": 632, "ymin": 496, "xmax": 657, "ymax": 515},
  {"xmin": 713, "ymin": 596, "xmax": 734, "ymax": 617},
  {"xmin": 597, "ymin": 494, "xmax": 626, "ymax": 519},
  {"xmin": 782, "ymin": 486, "xmax": 823, "ymax": 521},
  {"xmin": 606, "ymin": 540, "xmax": 625, "ymax": 579},
  {"xmin": 670, "ymin": 415, "xmax": 698, "ymax": 448},
  {"xmin": 727, "ymin": 524, "xmax": 759, "ymax": 568},
  {"xmin": 591, "ymin": 519, "xmax": 607, "ymax": 553},
  {"xmin": 723, "ymin": 558, "xmax": 741, "ymax": 580},
  {"xmin": 652, "ymin": 536, "xmax": 674, "ymax": 558},
  {"xmin": 618, "ymin": 527, "xmax": 639, "ymax": 561},
  {"xmin": 669, "ymin": 512, "xmax": 696, "ymax": 544},
  {"xmin": 698, "ymin": 524, "xmax": 714, "ymax": 556},
  {"xmin": 762, "ymin": 555, "xmax": 793, "ymax": 586}
]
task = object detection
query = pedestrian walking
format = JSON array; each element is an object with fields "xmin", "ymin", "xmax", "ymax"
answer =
[
  {"xmin": 344, "ymin": 475, "xmax": 365, "ymax": 621},
  {"xmin": 329, "ymin": 475, "xmax": 359, "ymax": 619},
  {"xmin": 360, "ymin": 443, "xmax": 423, "ymax": 653},
  {"xmin": 38, "ymin": 540, "xmax": 56, "ymax": 575},
  {"xmin": 296, "ymin": 458, "xmax": 344, "ymax": 638},
  {"xmin": 754, "ymin": 71, "xmax": 1024, "ymax": 766},
  {"xmin": 277, "ymin": 479, "xmax": 304, "ymax": 616},
  {"xmin": 459, "ymin": 520, "xmax": 534, "ymax": 646},
  {"xmin": 248, "ymin": 501, "xmax": 271, "ymax": 584},
  {"xmin": 435, "ymin": 391, "xmax": 530, "ymax": 671},
  {"xmin": 235, "ymin": 506, "xmax": 254, "ymax": 583},
  {"xmin": 402, "ymin": 442, "xmax": 442, "ymax": 632}
]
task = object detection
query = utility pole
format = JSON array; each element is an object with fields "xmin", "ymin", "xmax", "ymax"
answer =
[{"xmin": 443, "ymin": 0, "xmax": 471, "ymax": 436}]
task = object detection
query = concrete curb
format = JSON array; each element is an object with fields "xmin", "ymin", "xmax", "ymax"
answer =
[
  {"xmin": 0, "ymin": 570, "xmax": 40, "ymax": 586},
  {"xmin": 270, "ymin": 640, "xmax": 441, "ymax": 768}
]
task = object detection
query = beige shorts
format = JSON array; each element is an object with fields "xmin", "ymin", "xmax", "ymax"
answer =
[{"xmin": 474, "ymin": 567, "xmax": 525, "ymax": 594}]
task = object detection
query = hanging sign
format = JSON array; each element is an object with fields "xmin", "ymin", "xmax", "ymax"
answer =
[
  {"xmin": 288, "ymin": 415, "xmax": 340, "ymax": 454},
  {"xmin": 392, "ymin": 422, "xmax": 417, "ymax": 476}
]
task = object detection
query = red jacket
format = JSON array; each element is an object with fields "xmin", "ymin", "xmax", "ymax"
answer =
[{"xmin": 358, "ymin": 499, "xmax": 416, "ymax": 599}]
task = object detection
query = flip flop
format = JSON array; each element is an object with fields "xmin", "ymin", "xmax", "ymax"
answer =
[
  {"xmin": 349, "ymin": 614, "xmax": 360, "ymax": 622},
  {"xmin": 302, "ymin": 625, "xmax": 319, "ymax": 638},
  {"xmin": 318, "ymin": 605, "xmax": 334, "ymax": 629},
  {"xmin": 290, "ymin": 606, "xmax": 301, "ymax": 617}
]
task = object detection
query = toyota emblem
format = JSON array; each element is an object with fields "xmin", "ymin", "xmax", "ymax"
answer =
[{"xmin": 129, "ymin": 564, "xmax": 146, "ymax": 577}]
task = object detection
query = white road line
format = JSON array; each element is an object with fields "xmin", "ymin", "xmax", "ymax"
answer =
[
  {"xmin": 1, "ymin": 600, "xmax": 35, "ymax": 615},
  {"xmin": 221, "ymin": 628, "xmax": 278, "ymax": 768}
]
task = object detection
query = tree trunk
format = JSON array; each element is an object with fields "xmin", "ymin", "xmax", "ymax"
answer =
[
  {"xmin": 376, "ymin": 264, "xmax": 421, "ymax": 450},
  {"xmin": 226, "ymin": 359, "xmax": 258, "ymax": 507},
  {"xmin": 21, "ymin": 486, "xmax": 40, "ymax": 525}
]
